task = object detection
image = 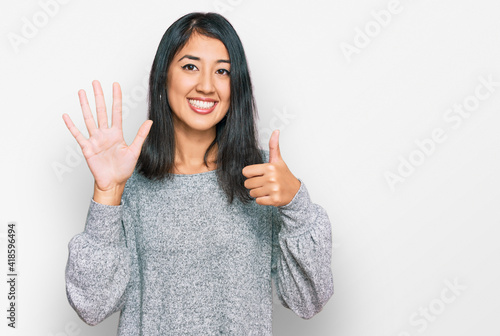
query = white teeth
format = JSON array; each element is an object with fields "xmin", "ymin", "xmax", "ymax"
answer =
[{"xmin": 188, "ymin": 99, "xmax": 216, "ymax": 109}]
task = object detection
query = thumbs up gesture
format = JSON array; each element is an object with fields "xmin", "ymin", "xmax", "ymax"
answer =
[{"xmin": 242, "ymin": 130, "xmax": 301, "ymax": 206}]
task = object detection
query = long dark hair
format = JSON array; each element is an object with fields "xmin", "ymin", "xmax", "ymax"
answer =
[{"xmin": 136, "ymin": 12, "xmax": 263, "ymax": 204}]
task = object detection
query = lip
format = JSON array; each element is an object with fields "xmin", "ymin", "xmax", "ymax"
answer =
[{"xmin": 187, "ymin": 97, "xmax": 218, "ymax": 114}]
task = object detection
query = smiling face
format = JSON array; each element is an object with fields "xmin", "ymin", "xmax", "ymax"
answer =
[{"xmin": 166, "ymin": 32, "xmax": 231, "ymax": 136}]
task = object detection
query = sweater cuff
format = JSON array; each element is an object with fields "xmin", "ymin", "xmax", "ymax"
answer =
[
  {"xmin": 84, "ymin": 198, "xmax": 124, "ymax": 243},
  {"xmin": 277, "ymin": 179, "xmax": 313, "ymax": 235}
]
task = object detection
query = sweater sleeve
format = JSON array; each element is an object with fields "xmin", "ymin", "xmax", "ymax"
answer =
[
  {"xmin": 65, "ymin": 198, "xmax": 134, "ymax": 326},
  {"xmin": 271, "ymin": 179, "xmax": 334, "ymax": 319}
]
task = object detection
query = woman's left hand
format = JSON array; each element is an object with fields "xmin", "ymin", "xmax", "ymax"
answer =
[{"xmin": 242, "ymin": 130, "xmax": 301, "ymax": 207}]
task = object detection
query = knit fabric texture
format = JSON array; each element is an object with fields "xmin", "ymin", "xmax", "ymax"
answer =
[{"xmin": 65, "ymin": 150, "xmax": 334, "ymax": 335}]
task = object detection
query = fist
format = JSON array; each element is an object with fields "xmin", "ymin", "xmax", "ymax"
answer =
[{"xmin": 242, "ymin": 130, "xmax": 301, "ymax": 206}]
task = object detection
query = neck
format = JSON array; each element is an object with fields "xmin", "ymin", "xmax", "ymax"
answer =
[{"xmin": 173, "ymin": 125, "xmax": 218, "ymax": 174}]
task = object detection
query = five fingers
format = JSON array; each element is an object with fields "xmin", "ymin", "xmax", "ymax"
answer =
[{"xmin": 63, "ymin": 81, "xmax": 151, "ymax": 154}]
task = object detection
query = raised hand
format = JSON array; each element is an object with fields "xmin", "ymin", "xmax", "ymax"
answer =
[
  {"xmin": 242, "ymin": 130, "xmax": 301, "ymax": 206},
  {"xmin": 62, "ymin": 80, "xmax": 153, "ymax": 205}
]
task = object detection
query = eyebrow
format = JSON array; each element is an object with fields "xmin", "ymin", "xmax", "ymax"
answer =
[{"xmin": 178, "ymin": 54, "xmax": 230, "ymax": 64}]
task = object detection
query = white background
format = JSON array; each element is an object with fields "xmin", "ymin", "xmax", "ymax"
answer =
[{"xmin": 1, "ymin": 0, "xmax": 500, "ymax": 335}]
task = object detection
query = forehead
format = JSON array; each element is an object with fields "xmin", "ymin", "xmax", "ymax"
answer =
[{"xmin": 175, "ymin": 32, "xmax": 229, "ymax": 60}]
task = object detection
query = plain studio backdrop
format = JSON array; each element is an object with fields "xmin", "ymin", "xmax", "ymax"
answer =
[{"xmin": 1, "ymin": 0, "xmax": 500, "ymax": 335}]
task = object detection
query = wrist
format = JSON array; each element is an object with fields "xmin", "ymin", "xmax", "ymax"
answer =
[{"xmin": 93, "ymin": 182, "xmax": 125, "ymax": 206}]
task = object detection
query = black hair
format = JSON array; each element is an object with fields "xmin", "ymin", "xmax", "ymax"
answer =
[{"xmin": 136, "ymin": 12, "xmax": 263, "ymax": 204}]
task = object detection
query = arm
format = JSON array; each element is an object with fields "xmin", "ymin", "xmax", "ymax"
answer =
[
  {"xmin": 65, "ymin": 198, "xmax": 133, "ymax": 326},
  {"xmin": 271, "ymin": 179, "xmax": 334, "ymax": 319},
  {"xmin": 62, "ymin": 81, "xmax": 149, "ymax": 325}
]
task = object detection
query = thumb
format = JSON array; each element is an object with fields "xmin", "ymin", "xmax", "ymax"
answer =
[
  {"xmin": 129, "ymin": 120, "xmax": 153, "ymax": 156},
  {"xmin": 269, "ymin": 129, "xmax": 282, "ymax": 163}
]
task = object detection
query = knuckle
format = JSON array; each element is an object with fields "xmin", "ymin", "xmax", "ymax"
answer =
[{"xmin": 272, "ymin": 194, "xmax": 281, "ymax": 204}]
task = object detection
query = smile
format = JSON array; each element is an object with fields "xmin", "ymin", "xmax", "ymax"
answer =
[{"xmin": 187, "ymin": 98, "xmax": 218, "ymax": 114}]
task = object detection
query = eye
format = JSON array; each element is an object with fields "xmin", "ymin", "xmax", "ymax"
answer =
[
  {"xmin": 216, "ymin": 69, "xmax": 230, "ymax": 76},
  {"xmin": 182, "ymin": 64, "xmax": 198, "ymax": 71}
]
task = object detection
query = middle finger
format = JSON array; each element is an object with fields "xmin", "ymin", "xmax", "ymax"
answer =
[
  {"xmin": 92, "ymin": 80, "xmax": 109, "ymax": 128},
  {"xmin": 244, "ymin": 175, "xmax": 266, "ymax": 190}
]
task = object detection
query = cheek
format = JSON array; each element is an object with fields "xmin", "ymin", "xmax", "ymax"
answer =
[
  {"xmin": 167, "ymin": 76, "xmax": 190, "ymax": 105},
  {"xmin": 220, "ymin": 83, "xmax": 231, "ymax": 105},
  {"xmin": 168, "ymin": 69, "xmax": 193, "ymax": 91}
]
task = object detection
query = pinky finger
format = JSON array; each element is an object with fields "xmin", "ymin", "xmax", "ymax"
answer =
[
  {"xmin": 62, "ymin": 113, "xmax": 88, "ymax": 149},
  {"xmin": 255, "ymin": 196, "xmax": 273, "ymax": 206}
]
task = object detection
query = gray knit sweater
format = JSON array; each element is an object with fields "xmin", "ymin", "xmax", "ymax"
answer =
[{"xmin": 65, "ymin": 151, "xmax": 334, "ymax": 335}]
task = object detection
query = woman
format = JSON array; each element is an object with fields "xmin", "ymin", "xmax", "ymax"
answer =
[{"xmin": 63, "ymin": 12, "xmax": 334, "ymax": 335}]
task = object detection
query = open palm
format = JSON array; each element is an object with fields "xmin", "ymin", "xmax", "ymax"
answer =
[{"xmin": 62, "ymin": 80, "xmax": 152, "ymax": 192}]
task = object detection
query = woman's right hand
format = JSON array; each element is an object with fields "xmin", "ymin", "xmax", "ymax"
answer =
[{"xmin": 62, "ymin": 80, "xmax": 153, "ymax": 205}]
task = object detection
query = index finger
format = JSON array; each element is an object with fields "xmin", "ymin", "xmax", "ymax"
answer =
[
  {"xmin": 78, "ymin": 89, "xmax": 97, "ymax": 135},
  {"xmin": 242, "ymin": 163, "xmax": 267, "ymax": 178}
]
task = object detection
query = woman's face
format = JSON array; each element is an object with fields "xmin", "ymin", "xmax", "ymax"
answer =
[{"xmin": 166, "ymin": 32, "xmax": 231, "ymax": 135}]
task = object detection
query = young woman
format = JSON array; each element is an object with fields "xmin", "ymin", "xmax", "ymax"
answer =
[{"xmin": 63, "ymin": 12, "xmax": 334, "ymax": 335}]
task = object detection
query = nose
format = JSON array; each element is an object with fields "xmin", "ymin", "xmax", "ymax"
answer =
[{"xmin": 196, "ymin": 69, "xmax": 215, "ymax": 94}]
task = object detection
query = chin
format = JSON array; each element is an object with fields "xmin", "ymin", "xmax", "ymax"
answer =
[{"xmin": 187, "ymin": 122, "xmax": 218, "ymax": 133}]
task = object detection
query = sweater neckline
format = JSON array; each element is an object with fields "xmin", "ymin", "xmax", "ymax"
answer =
[{"xmin": 170, "ymin": 169, "xmax": 218, "ymax": 178}]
